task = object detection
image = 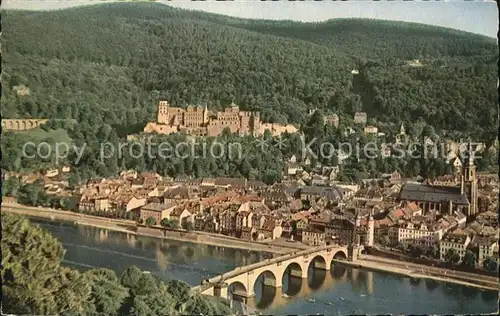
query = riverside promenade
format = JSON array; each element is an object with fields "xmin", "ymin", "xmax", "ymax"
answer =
[
  {"xmin": 1, "ymin": 203, "xmax": 302, "ymax": 254},
  {"xmin": 337, "ymin": 254, "xmax": 499, "ymax": 291}
]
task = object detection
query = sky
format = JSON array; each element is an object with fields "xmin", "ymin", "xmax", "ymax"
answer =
[{"xmin": 1, "ymin": 0, "xmax": 498, "ymax": 38}]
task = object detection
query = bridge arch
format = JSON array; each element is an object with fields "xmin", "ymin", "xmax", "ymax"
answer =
[
  {"xmin": 228, "ymin": 281, "xmax": 248, "ymax": 300},
  {"xmin": 283, "ymin": 262, "xmax": 304, "ymax": 280},
  {"xmin": 254, "ymin": 270, "xmax": 279, "ymax": 288},
  {"xmin": 333, "ymin": 250, "xmax": 347, "ymax": 260},
  {"xmin": 308, "ymin": 254, "xmax": 328, "ymax": 270}
]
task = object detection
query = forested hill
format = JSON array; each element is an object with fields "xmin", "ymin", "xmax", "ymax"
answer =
[{"xmin": 2, "ymin": 2, "xmax": 497, "ymax": 138}]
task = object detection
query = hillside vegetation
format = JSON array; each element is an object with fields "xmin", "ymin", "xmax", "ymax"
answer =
[
  {"xmin": 1, "ymin": 213, "xmax": 233, "ymax": 315},
  {"xmin": 2, "ymin": 2, "xmax": 497, "ymax": 139}
]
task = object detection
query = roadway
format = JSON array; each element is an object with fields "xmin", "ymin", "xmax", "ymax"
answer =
[{"xmin": 357, "ymin": 254, "xmax": 498, "ymax": 290}]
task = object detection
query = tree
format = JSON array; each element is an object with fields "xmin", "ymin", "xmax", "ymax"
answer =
[
  {"xmin": 378, "ymin": 235, "xmax": 390, "ymax": 246},
  {"xmin": 444, "ymin": 249, "xmax": 460, "ymax": 265},
  {"xmin": 145, "ymin": 217, "xmax": 156, "ymax": 226},
  {"xmin": 409, "ymin": 245, "xmax": 423, "ymax": 258},
  {"xmin": 83, "ymin": 268, "xmax": 129, "ymax": 315},
  {"xmin": 68, "ymin": 173, "xmax": 81, "ymax": 190},
  {"xmin": 183, "ymin": 221, "xmax": 194, "ymax": 231},
  {"xmin": 1, "ymin": 214, "xmax": 90, "ymax": 315},
  {"xmin": 2, "ymin": 177, "xmax": 20, "ymax": 197},
  {"xmin": 61, "ymin": 196, "xmax": 79, "ymax": 211},
  {"xmin": 483, "ymin": 257, "xmax": 498, "ymax": 272},
  {"xmin": 160, "ymin": 218, "xmax": 177, "ymax": 229},
  {"xmin": 426, "ymin": 244, "xmax": 439, "ymax": 258},
  {"xmin": 462, "ymin": 250, "xmax": 477, "ymax": 268}
]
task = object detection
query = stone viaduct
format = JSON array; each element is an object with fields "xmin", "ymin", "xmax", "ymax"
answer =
[
  {"xmin": 193, "ymin": 244, "xmax": 360, "ymax": 302},
  {"xmin": 1, "ymin": 119, "xmax": 49, "ymax": 131}
]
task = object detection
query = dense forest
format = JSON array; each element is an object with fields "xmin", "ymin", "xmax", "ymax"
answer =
[
  {"xmin": 1, "ymin": 2, "xmax": 498, "ymax": 182},
  {"xmin": 1, "ymin": 213, "xmax": 233, "ymax": 315},
  {"xmin": 2, "ymin": 2, "xmax": 497, "ymax": 135}
]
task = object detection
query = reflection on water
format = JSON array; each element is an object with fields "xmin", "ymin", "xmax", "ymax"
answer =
[
  {"xmin": 246, "ymin": 265, "xmax": 498, "ymax": 315},
  {"xmin": 30, "ymin": 217, "xmax": 272, "ymax": 285},
  {"xmin": 31, "ymin": 217, "xmax": 497, "ymax": 315}
]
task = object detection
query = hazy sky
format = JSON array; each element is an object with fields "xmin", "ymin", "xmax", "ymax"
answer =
[{"xmin": 2, "ymin": 0, "xmax": 498, "ymax": 38}]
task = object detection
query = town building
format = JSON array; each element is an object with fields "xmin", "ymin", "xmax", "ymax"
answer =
[
  {"xmin": 140, "ymin": 202, "xmax": 177, "ymax": 224},
  {"xmin": 394, "ymin": 221, "xmax": 443, "ymax": 250},
  {"xmin": 474, "ymin": 236, "xmax": 498, "ymax": 266},
  {"xmin": 353, "ymin": 112, "xmax": 367, "ymax": 124},
  {"xmin": 325, "ymin": 114, "xmax": 339, "ymax": 127},
  {"xmin": 363, "ymin": 126, "xmax": 378, "ymax": 136},
  {"xmin": 439, "ymin": 234, "xmax": 471, "ymax": 263},
  {"xmin": 144, "ymin": 101, "xmax": 299, "ymax": 138},
  {"xmin": 398, "ymin": 146, "xmax": 478, "ymax": 217},
  {"xmin": 302, "ymin": 227, "xmax": 326, "ymax": 246}
]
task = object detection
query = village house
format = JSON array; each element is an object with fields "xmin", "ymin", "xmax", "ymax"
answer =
[
  {"xmin": 163, "ymin": 186, "xmax": 195, "ymax": 204},
  {"xmin": 261, "ymin": 190, "xmax": 292, "ymax": 209},
  {"xmin": 325, "ymin": 114, "xmax": 339, "ymax": 127},
  {"xmin": 219, "ymin": 206, "xmax": 239, "ymax": 236},
  {"xmin": 363, "ymin": 126, "xmax": 378, "ymax": 136},
  {"xmin": 302, "ymin": 227, "xmax": 326, "ymax": 246},
  {"xmin": 245, "ymin": 180, "xmax": 267, "ymax": 192},
  {"xmin": 325, "ymin": 217, "xmax": 355, "ymax": 245},
  {"xmin": 258, "ymin": 218, "xmax": 283, "ymax": 240},
  {"xmin": 251, "ymin": 213, "xmax": 267, "ymax": 230},
  {"xmin": 354, "ymin": 112, "xmax": 367, "ymax": 124},
  {"xmin": 241, "ymin": 226, "xmax": 256, "ymax": 241},
  {"xmin": 140, "ymin": 202, "xmax": 177, "ymax": 224},
  {"xmin": 354, "ymin": 187, "xmax": 384, "ymax": 202},
  {"xmin": 474, "ymin": 236, "xmax": 498, "ymax": 266},
  {"xmin": 235, "ymin": 210, "xmax": 254, "ymax": 236},
  {"xmin": 169, "ymin": 206, "xmax": 192, "ymax": 226},
  {"xmin": 281, "ymin": 221, "xmax": 293, "ymax": 239},
  {"xmin": 109, "ymin": 193, "xmax": 147, "ymax": 214}
]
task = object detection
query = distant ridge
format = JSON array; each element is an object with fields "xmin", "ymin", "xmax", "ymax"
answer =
[{"xmin": 1, "ymin": 2, "xmax": 497, "ymax": 139}]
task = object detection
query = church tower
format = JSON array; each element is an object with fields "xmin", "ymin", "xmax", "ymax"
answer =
[
  {"xmin": 366, "ymin": 209, "xmax": 375, "ymax": 247},
  {"xmin": 461, "ymin": 143, "xmax": 478, "ymax": 217},
  {"xmin": 157, "ymin": 101, "xmax": 170, "ymax": 124}
]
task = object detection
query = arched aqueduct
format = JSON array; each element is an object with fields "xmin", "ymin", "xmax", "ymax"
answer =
[
  {"xmin": 193, "ymin": 245, "xmax": 355, "ymax": 301},
  {"xmin": 1, "ymin": 119, "xmax": 48, "ymax": 131}
]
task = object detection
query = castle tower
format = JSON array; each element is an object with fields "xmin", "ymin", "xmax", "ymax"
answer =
[
  {"xmin": 157, "ymin": 101, "xmax": 170, "ymax": 124},
  {"xmin": 203, "ymin": 104, "xmax": 209, "ymax": 125},
  {"xmin": 366, "ymin": 209, "xmax": 374, "ymax": 247},
  {"xmin": 461, "ymin": 143, "xmax": 478, "ymax": 217}
]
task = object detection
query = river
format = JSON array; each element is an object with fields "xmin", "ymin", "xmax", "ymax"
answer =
[{"xmin": 32, "ymin": 218, "xmax": 498, "ymax": 315}]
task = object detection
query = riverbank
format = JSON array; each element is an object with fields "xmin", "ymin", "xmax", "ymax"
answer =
[
  {"xmin": 336, "ymin": 255, "xmax": 499, "ymax": 292},
  {"xmin": 1, "ymin": 204, "xmax": 301, "ymax": 255}
]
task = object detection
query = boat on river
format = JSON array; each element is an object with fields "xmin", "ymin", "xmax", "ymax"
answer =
[{"xmin": 307, "ymin": 298, "xmax": 316, "ymax": 303}]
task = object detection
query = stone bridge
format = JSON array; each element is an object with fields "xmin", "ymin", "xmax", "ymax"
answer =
[
  {"xmin": 193, "ymin": 244, "xmax": 359, "ymax": 302},
  {"xmin": 1, "ymin": 119, "xmax": 49, "ymax": 131}
]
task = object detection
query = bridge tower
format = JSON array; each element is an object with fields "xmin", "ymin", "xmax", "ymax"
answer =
[
  {"xmin": 347, "ymin": 212, "xmax": 361, "ymax": 261},
  {"xmin": 366, "ymin": 209, "xmax": 374, "ymax": 247},
  {"xmin": 213, "ymin": 281, "xmax": 228, "ymax": 299}
]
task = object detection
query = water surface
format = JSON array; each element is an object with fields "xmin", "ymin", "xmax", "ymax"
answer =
[{"xmin": 32, "ymin": 218, "xmax": 498, "ymax": 315}]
